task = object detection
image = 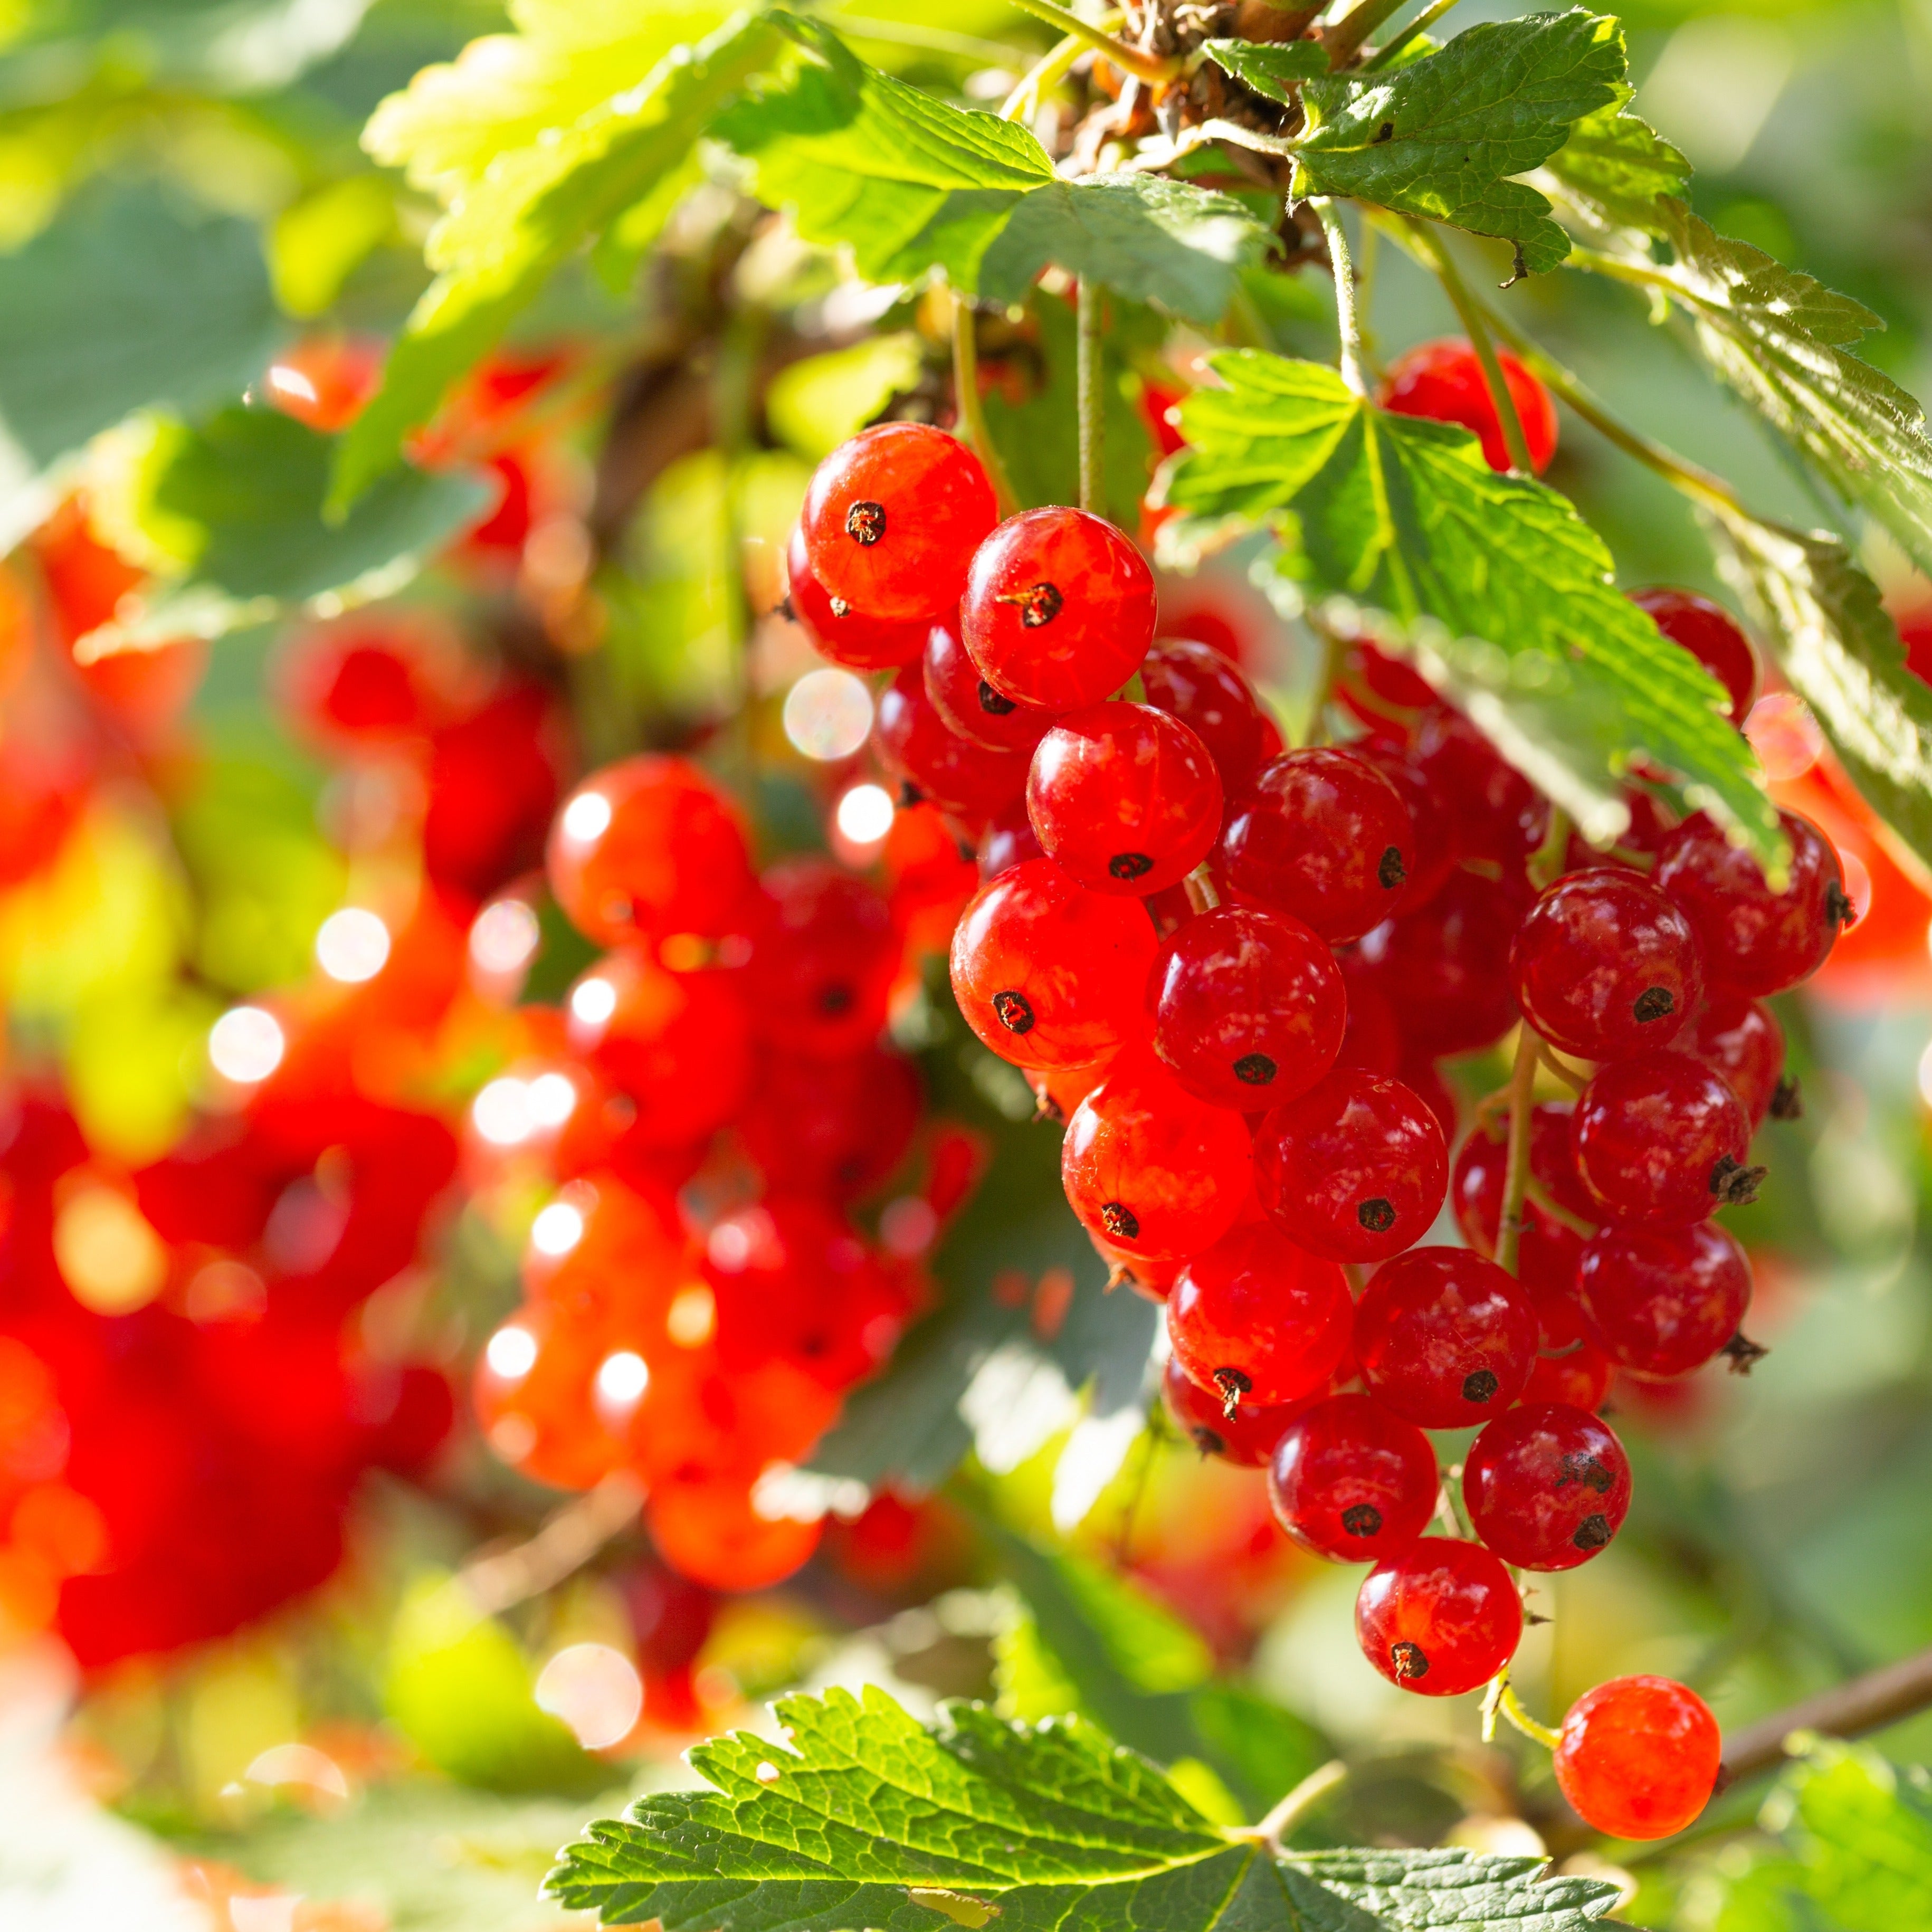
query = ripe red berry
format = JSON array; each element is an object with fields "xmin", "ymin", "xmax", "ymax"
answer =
[
  {"xmin": 1254, "ymin": 1068, "xmax": 1448, "ymax": 1264},
  {"xmin": 923, "ymin": 611, "xmax": 1061, "ymax": 757},
  {"xmin": 1629, "ymin": 588, "xmax": 1760, "ymax": 726},
  {"xmin": 1268, "ymin": 1393, "xmax": 1439, "ymax": 1563},
  {"xmin": 1554, "ymin": 1676, "xmax": 1721, "ymax": 1840},
  {"xmin": 1355, "ymin": 742, "xmax": 1456, "ymax": 909},
  {"xmin": 646, "ymin": 1470, "xmax": 823, "ymax": 1592},
  {"xmin": 1522, "ymin": 1338, "xmax": 1615, "ymax": 1411},
  {"xmin": 738, "ymin": 1046, "xmax": 921, "ymax": 1199},
  {"xmin": 741, "ymin": 859, "xmax": 898, "ymax": 1060},
  {"xmin": 1463, "ymin": 1403, "xmax": 1631, "ymax": 1570},
  {"xmin": 1412, "ymin": 708, "xmax": 1550, "ymax": 870},
  {"xmin": 1576, "ymin": 1221, "xmax": 1752, "ymax": 1378},
  {"xmin": 1655, "ymin": 811, "xmax": 1851, "ymax": 997},
  {"xmin": 1681, "ymin": 994, "xmax": 1786, "ymax": 1129},
  {"xmin": 1353, "ymin": 1247, "xmax": 1539, "ymax": 1429},
  {"xmin": 962, "ymin": 507, "xmax": 1156, "ymax": 710},
  {"xmin": 1451, "ymin": 1102, "xmax": 1594, "ymax": 1301},
  {"xmin": 1573, "ymin": 1052, "xmax": 1758, "ymax": 1226},
  {"xmin": 473, "ymin": 1305, "xmax": 625, "ymax": 1491},
  {"xmin": 801, "ymin": 424, "xmax": 997, "ymax": 622},
  {"xmin": 1356, "ymin": 1536, "xmax": 1524, "ymax": 1696},
  {"xmin": 1356, "ymin": 868, "xmax": 1524, "ymax": 1057},
  {"xmin": 1167, "ymin": 1222, "xmax": 1353, "ymax": 1413},
  {"xmin": 873, "ymin": 665, "xmax": 1031, "ymax": 821},
  {"xmin": 1062, "ymin": 1048, "xmax": 1253, "ymax": 1261},
  {"xmin": 547, "ymin": 755, "xmax": 754, "ymax": 949},
  {"xmin": 1221, "ymin": 748, "xmax": 1414, "ymax": 943},
  {"xmin": 1027, "ymin": 703, "xmax": 1223, "ymax": 895},
  {"xmin": 1511, "ymin": 869, "xmax": 1705, "ymax": 1061},
  {"xmin": 1378, "ymin": 338, "xmax": 1559, "ymax": 474},
  {"xmin": 1162, "ymin": 1355, "xmax": 1309, "ymax": 1464},
  {"xmin": 949, "ymin": 857, "xmax": 1158, "ymax": 1070},
  {"xmin": 1149, "ymin": 904, "xmax": 1347, "ymax": 1109},
  {"xmin": 1139, "ymin": 637, "xmax": 1270, "ymax": 793},
  {"xmin": 785, "ymin": 525, "xmax": 927, "ymax": 669}
]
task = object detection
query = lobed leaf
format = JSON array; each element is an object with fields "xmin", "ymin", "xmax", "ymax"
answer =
[
  {"xmin": 1162, "ymin": 351, "xmax": 1781, "ymax": 865},
  {"xmin": 1292, "ymin": 9, "xmax": 1627, "ymax": 276},
  {"xmin": 1201, "ymin": 38, "xmax": 1329, "ymax": 106},
  {"xmin": 1534, "ymin": 90, "xmax": 1689, "ymax": 243}
]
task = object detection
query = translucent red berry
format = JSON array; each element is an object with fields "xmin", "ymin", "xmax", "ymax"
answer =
[
  {"xmin": 1254, "ymin": 1068, "xmax": 1448, "ymax": 1264},
  {"xmin": 1167, "ymin": 1222, "xmax": 1353, "ymax": 1414},
  {"xmin": 1630, "ymin": 587, "xmax": 1760, "ymax": 726},
  {"xmin": 1149, "ymin": 904, "xmax": 1346, "ymax": 1109},
  {"xmin": 1062, "ymin": 1049, "xmax": 1253, "ymax": 1261},
  {"xmin": 1576, "ymin": 1221, "xmax": 1752, "ymax": 1378},
  {"xmin": 741, "ymin": 859, "xmax": 898, "ymax": 1060},
  {"xmin": 950, "ymin": 857, "xmax": 1158, "ymax": 1070},
  {"xmin": 647, "ymin": 1471, "xmax": 823, "ymax": 1592},
  {"xmin": 1162, "ymin": 1356, "xmax": 1308, "ymax": 1464},
  {"xmin": 977, "ymin": 801, "xmax": 1045, "ymax": 880},
  {"xmin": 962, "ymin": 507, "xmax": 1156, "ymax": 710},
  {"xmin": 1464, "ymin": 1403, "xmax": 1631, "ymax": 1570},
  {"xmin": 1378, "ymin": 338, "xmax": 1559, "ymax": 474},
  {"xmin": 1027, "ymin": 703, "xmax": 1223, "ymax": 895},
  {"xmin": 1511, "ymin": 869, "xmax": 1704, "ymax": 1061},
  {"xmin": 1681, "ymin": 994, "xmax": 1786, "ymax": 1129},
  {"xmin": 1221, "ymin": 748, "xmax": 1414, "ymax": 943},
  {"xmin": 1139, "ymin": 637, "xmax": 1270, "ymax": 793},
  {"xmin": 924, "ymin": 612, "xmax": 1061, "ymax": 754},
  {"xmin": 1573, "ymin": 1052, "xmax": 1758, "ymax": 1226},
  {"xmin": 1412, "ymin": 708, "xmax": 1550, "ymax": 869},
  {"xmin": 1268, "ymin": 1393, "xmax": 1439, "ymax": 1563},
  {"xmin": 1554, "ymin": 1676, "xmax": 1721, "ymax": 1840},
  {"xmin": 1356, "ymin": 869, "xmax": 1525, "ymax": 1057},
  {"xmin": 1354, "ymin": 1247, "xmax": 1539, "ymax": 1428},
  {"xmin": 1355, "ymin": 743, "xmax": 1456, "ymax": 909},
  {"xmin": 1451, "ymin": 1102, "xmax": 1594, "ymax": 1301},
  {"xmin": 785, "ymin": 525, "xmax": 927, "ymax": 669},
  {"xmin": 738, "ymin": 1046, "xmax": 921, "ymax": 1200},
  {"xmin": 1356, "ymin": 1536, "xmax": 1524, "ymax": 1696},
  {"xmin": 873, "ymin": 665, "xmax": 1030, "ymax": 821},
  {"xmin": 1522, "ymin": 1338, "xmax": 1615, "ymax": 1411},
  {"xmin": 801, "ymin": 424, "xmax": 997, "ymax": 622}
]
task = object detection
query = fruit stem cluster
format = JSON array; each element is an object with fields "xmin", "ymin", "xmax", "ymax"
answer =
[
  {"xmin": 1483, "ymin": 1671, "xmax": 1562, "ymax": 1751},
  {"xmin": 1493, "ymin": 1025, "xmax": 1543, "ymax": 1277}
]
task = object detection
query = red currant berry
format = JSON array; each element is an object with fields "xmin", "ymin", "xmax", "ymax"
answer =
[
  {"xmin": 784, "ymin": 525, "xmax": 927, "ymax": 669},
  {"xmin": 1167, "ymin": 1223, "xmax": 1353, "ymax": 1414},
  {"xmin": 977, "ymin": 800, "xmax": 1045, "ymax": 880},
  {"xmin": 1354, "ymin": 1247, "xmax": 1539, "ymax": 1428},
  {"xmin": 1554, "ymin": 1676, "xmax": 1721, "ymax": 1840},
  {"xmin": 1655, "ymin": 810, "xmax": 1851, "ymax": 997},
  {"xmin": 1149, "ymin": 904, "xmax": 1346, "ymax": 1109},
  {"xmin": 1356, "ymin": 1536, "xmax": 1524, "ymax": 1696},
  {"xmin": 1412, "ymin": 708, "xmax": 1550, "ymax": 870},
  {"xmin": 1629, "ymin": 588, "xmax": 1760, "ymax": 726},
  {"xmin": 1335, "ymin": 955, "xmax": 1401, "ymax": 1074},
  {"xmin": 962, "ymin": 507, "xmax": 1156, "ymax": 710},
  {"xmin": 1162, "ymin": 1356, "xmax": 1308, "ymax": 1464},
  {"xmin": 1027, "ymin": 703, "xmax": 1223, "ymax": 896},
  {"xmin": 738, "ymin": 1046, "xmax": 921, "ymax": 1200},
  {"xmin": 1267, "ymin": 1393, "xmax": 1438, "ymax": 1563},
  {"xmin": 1680, "ymin": 994, "xmax": 1786, "ymax": 1129},
  {"xmin": 1254, "ymin": 1068, "xmax": 1448, "ymax": 1264},
  {"xmin": 801, "ymin": 424, "xmax": 997, "ymax": 622},
  {"xmin": 1027, "ymin": 1058, "xmax": 1111, "ymax": 1127},
  {"xmin": 1464, "ymin": 1403, "xmax": 1631, "ymax": 1570},
  {"xmin": 647, "ymin": 1470, "xmax": 822, "ymax": 1592},
  {"xmin": 1139, "ymin": 637, "xmax": 1270, "ymax": 793},
  {"xmin": 873, "ymin": 665, "xmax": 1030, "ymax": 821},
  {"xmin": 949, "ymin": 858, "xmax": 1157, "ymax": 1070},
  {"xmin": 1355, "ymin": 743, "xmax": 1456, "ymax": 909},
  {"xmin": 1221, "ymin": 748, "xmax": 1414, "ymax": 943},
  {"xmin": 473, "ymin": 1305, "xmax": 625, "ymax": 1491},
  {"xmin": 1378, "ymin": 339, "xmax": 1559, "ymax": 474},
  {"xmin": 1523, "ymin": 1338, "xmax": 1614, "ymax": 1411},
  {"xmin": 1576, "ymin": 1220, "xmax": 1752, "ymax": 1378},
  {"xmin": 1451, "ymin": 1103, "xmax": 1594, "ymax": 1300},
  {"xmin": 1062, "ymin": 1048, "xmax": 1253, "ymax": 1261},
  {"xmin": 740, "ymin": 859, "xmax": 898, "ymax": 1061},
  {"xmin": 1511, "ymin": 869, "xmax": 1704, "ymax": 1060},
  {"xmin": 1573, "ymin": 1052, "xmax": 1759, "ymax": 1226},
  {"xmin": 924, "ymin": 612, "xmax": 1060, "ymax": 754},
  {"xmin": 1356, "ymin": 869, "xmax": 1525, "ymax": 1056},
  {"xmin": 547, "ymin": 756, "xmax": 754, "ymax": 949}
]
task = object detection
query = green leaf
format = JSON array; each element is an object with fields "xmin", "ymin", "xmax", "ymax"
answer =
[
  {"xmin": 87, "ymin": 406, "xmax": 490, "ymax": 652},
  {"xmin": 1201, "ymin": 38, "xmax": 1329, "ymax": 107},
  {"xmin": 766, "ymin": 334, "xmax": 929, "ymax": 462},
  {"xmin": 335, "ymin": 12, "xmax": 777, "ymax": 510},
  {"xmin": 1535, "ymin": 91, "xmax": 1689, "ymax": 242},
  {"xmin": 1292, "ymin": 9, "xmax": 1628, "ymax": 277},
  {"xmin": 0, "ymin": 187, "xmax": 285, "ymax": 543},
  {"xmin": 1714, "ymin": 509, "xmax": 1932, "ymax": 872},
  {"xmin": 1162, "ymin": 350, "xmax": 1782, "ymax": 865},
  {"xmin": 1769, "ymin": 1740, "xmax": 1932, "ymax": 1929},
  {"xmin": 545, "ymin": 1684, "xmax": 1622, "ymax": 1930}
]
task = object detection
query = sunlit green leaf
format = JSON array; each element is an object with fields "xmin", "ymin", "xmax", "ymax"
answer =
[{"xmin": 1201, "ymin": 38, "xmax": 1328, "ymax": 107}]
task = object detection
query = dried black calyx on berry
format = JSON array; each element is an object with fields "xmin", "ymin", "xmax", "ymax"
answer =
[
  {"xmin": 976, "ymin": 681, "xmax": 1017, "ymax": 716},
  {"xmin": 1710, "ymin": 1154, "xmax": 1767, "ymax": 1205},
  {"xmin": 1212, "ymin": 1365, "xmax": 1252, "ymax": 1421},
  {"xmin": 1632, "ymin": 986, "xmax": 1676, "ymax": 1023},
  {"xmin": 1034, "ymin": 1091, "xmax": 1065, "ymax": 1124},
  {"xmin": 777, "ymin": 593, "xmax": 796, "ymax": 622},
  {"xmin": 1108, "ymin": 852, "xmax": 1155, "ymax": 881},
  {"xmin": 1233, "ymin": 1053, "xmax": 1277, "ymax": 1086},
  {"xmin": 998, "ymin": 582, "xmax": 1063, "ymax": 627},
  {"xmin": 1100, "ymin": 1200, "xmax": 1139, "ymax": 1240},
  {"xmin": 1357, "ymin": 1196, "xmax": 1397, "ymax": 1233},
  {"xmin": 1555, "ymin": 1451, "xmax": 1613, "ymax": 1494},
  {"xmin": 899, "ymin": 781, "xmax": 924, "ymax": 807},
  {"xmin": 1189, "ymin": 1424, "xmax": 1226, "ymax": 1458},
  {"xmin": 1572, "ymin": 1513, "xmax": 1613, "ymax": 1552},
  {"xmin": 992, "ymin": 989, "xmax": 1035, "ymax": 1034},
  {"xmin": 1462, "ymin": 1368, "xmax": 1500, "ymax": 1405},
  {"xmin": 1389, "ymin": 1640, "xmax": 1429, "ymax": 1681},
  {"xmin": 1377, "ymin": 845, "xmax": 1406, "ymax": 890},
  {"xmin": 1721, "ymin": 1330, "xmax": 1771, "ymax": 1374},
  {"xmin": 817, "ymin": 983, "xmax": 854, "ymax": 1016},
  {"xmin": 829, "ymin": 594, "xmax": 852, "ymax": 618},
  {"xmin": 845, "ymin": 500, "xmax": 886, "ymax": 545},
  {"xmin": 1825, "ymin": 879, "xmax": 1855, "ymax": 928},
  {"xmin": 1770, "ymin": 1073, "xmax": 1804, "ymax": 1120},
  {"xmin": 1340, "ymin": 1503, "xmax": 1383, "ymax": 1538}
]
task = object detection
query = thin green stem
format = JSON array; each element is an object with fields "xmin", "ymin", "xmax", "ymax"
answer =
[
  {"xmin": 1321, "ymin": 0, "xmax": 1408, "ymax": 66},
  {"xmin": 953, "ymin": 291, "xmax": 1020, "ymax": 518},
  {"xmin": 1494, "ymin": 1024, "xmax": 1541, "ymax": 1278},
  {"xmin": 1528, "ymin": 802, "xmax": 1569, "ymax": 890},
  {"xmin": 1355, "ymin": 216, "xmax": 1381, "ymax": 373},
  {"xmin": 1077, "ymin": 276, "xmax": 1105, "ymax": 513},
  {"xmin": 1483, "ymin": 1670, "xmax": 1560, "ymax": 1750},
  {"xmin": 1524, "ymin": 1174, "xmax": 1594, "ymax": 1238},
  {"xmin": 1364, "ymin": 0, "xmax": 1461, "ymax": 68},
  {"xmin": 1003, "ymin": 0, "xmax": 1182, "ymax": 82},
  {"xmin": 999, "ymin": 31, "xmax": 1088, "ymax": 120},
  {"xmin": 1406, "ymin": 220, "xmax": 1534, "ymax": 473},
  {"xmin": 1311, "ymin": 199, "xmax": 1366, "ymax": 397},
  {"xmin": 1249, "ymin": 1759, "xmax": 1349, "ymax": 1845}
]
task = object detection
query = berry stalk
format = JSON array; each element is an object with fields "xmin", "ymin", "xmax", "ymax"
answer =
[
  {"xmin": 1312, "ymin": 199, "xmax": 1368, "ymax": 398},
  {"xmin": 1077, "ymin": 277, "xmax": 1105, "ymax": 515},
  {"xmin": 1000, "ymin": 0, "xmax": 1184, "ymax": 83},
  {"xmin": 951, "ymin": 291, "xmax": 1020, "ymax": 519},
  {"xmin": 1493, "ymin": 1024, "xmax": 1542, "ymax": 1278},
  {"xmin": 1404, "ymin": 221, "xmax": 1536, "ymax": 473}
]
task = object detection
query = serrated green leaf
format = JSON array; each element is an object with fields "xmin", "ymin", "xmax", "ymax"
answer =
[
  {"xmin": 1162, "ymin": 350, "xmax": 1781, "ymax": 864},
  {"xmin": 1202, "ymin": 37, "xmax": 1329, "ymax": 107},
  {"xmin": 1714, "ymin": 509, "xmax": 1932, "ymax": 872},
  {"xmin": 1291, "ymin": 9, "xmax": 1626, "ymax": 276},
  {"xmin": 1536, "ymin": 90, "xmax": 1689, "ymax": 242},
  {"xmin": 1768, "ymin": 1740, "xmax": 1932, "ymax": 1930},
  {"xmin": 545, "ymin": 1684, "xmax": 1621, "ymax": 1931},
  {"xmin": 335, "ymin": 12, "xmax": 777, "ymax": 511}
]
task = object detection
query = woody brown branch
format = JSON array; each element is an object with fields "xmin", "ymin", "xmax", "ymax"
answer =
[{"xmin": 1720, "ymin": 1642, "xmax": 1932, "ymax": 1784}]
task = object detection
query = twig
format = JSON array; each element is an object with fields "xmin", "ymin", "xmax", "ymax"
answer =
[
  {"xmin": 1311, "ymin": 199, "xmax": 1367, "ymax": 398},
  {"xmin": 1000, "ymin": 31, "xmax": 1087, "ymax": 120},
  {"xmin": 1248, "ymin": 1759, "xmax": 1350, "ymax": 1844},
  {"xmin": 1365, "ymin": 0, "xmax": 1462, "ymax": 68},
  {"xmin": 1721, "ymin": 1643, "xmax": 1932, "ymax": 1784},
  {"xmin": 1494, "ymin": 1025, "xmax": 1541, "ymax": 1276},
  {"xmin": 460, "ymin": 1470, "xmax": 645, "ymax": 1615},
  {"xmin": 953, "ymin": 291, "xmax": 1020, "ymax": 518},
  {"xmin": 1483, "ymin": 1670, "xmax": 1562, "ymax": 1750},
  {"xmin": 1077, "ymin": 275, "xmax": 1105, "ymax": 513},
  {"xmin": 1321, "ymin": 0, "xmax": 1409, "ymax": 67},
  {"xmin": 1405, "ymin": 221, "xmax": 1534, "ymax": 472},
  {"xmin": 1003, "ymin": 0, "xmax": 1182, "ymax": 82}
]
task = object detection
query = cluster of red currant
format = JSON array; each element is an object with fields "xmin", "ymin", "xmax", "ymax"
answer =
[{"xmin": 788, "ymin": 386, "xmax": 1849, "ymax": 1838}]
